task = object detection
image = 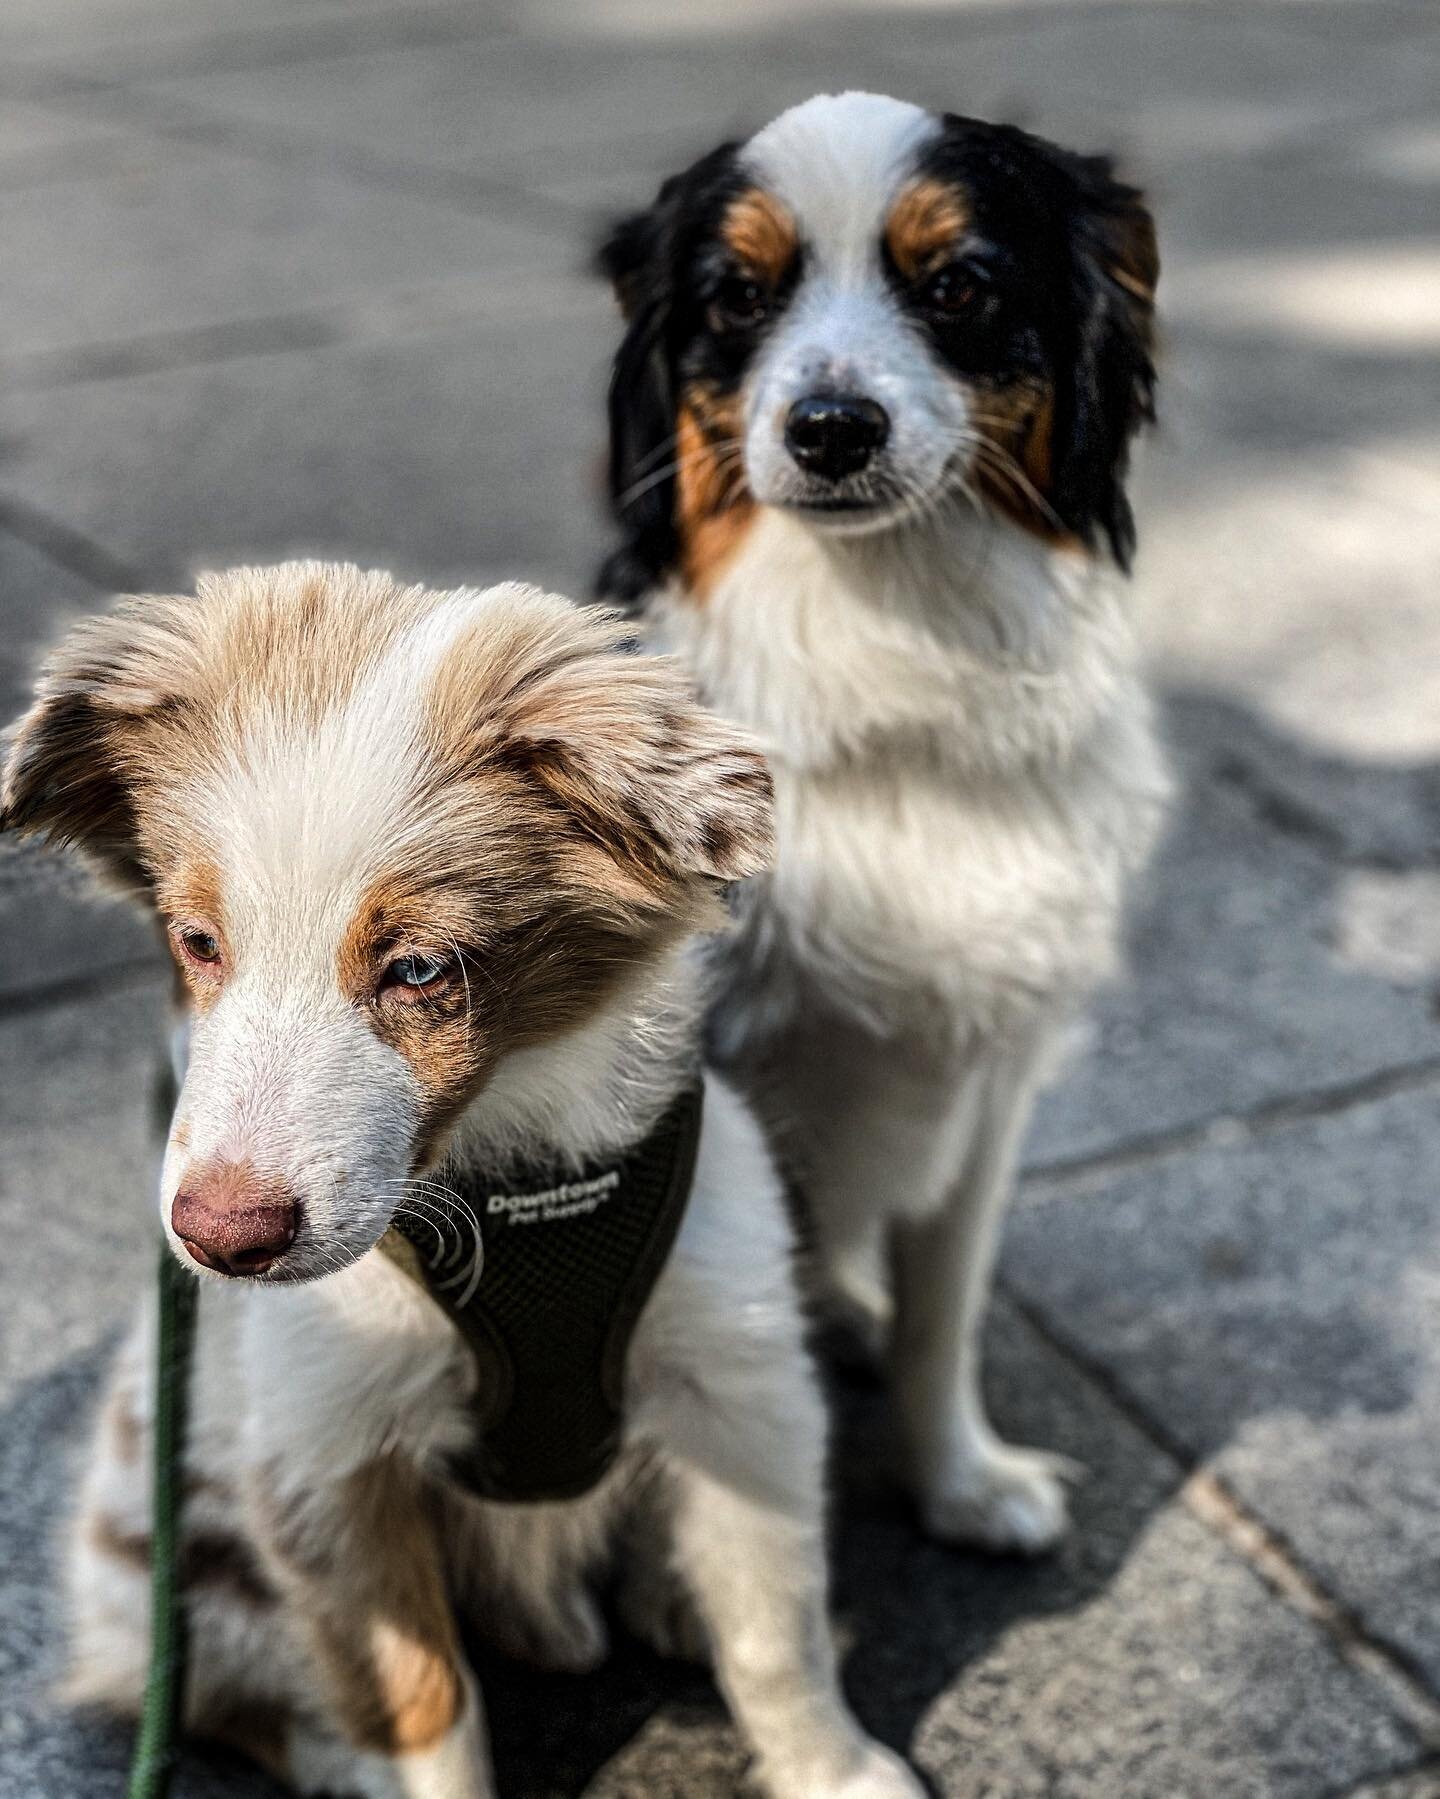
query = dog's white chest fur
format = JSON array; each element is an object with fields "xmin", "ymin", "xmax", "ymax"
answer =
[{"xmin": 650, "ymin": 508, "xmax": 1168, "ymax": 1042}]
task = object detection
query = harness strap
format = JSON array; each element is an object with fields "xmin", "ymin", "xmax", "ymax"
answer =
[{"xmin": 382, "ymin": 1083, "xmax": 703, "ymax": 1503}]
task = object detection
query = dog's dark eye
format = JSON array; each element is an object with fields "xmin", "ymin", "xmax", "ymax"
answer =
[
  {"xmin": 710, "ymin": 273, "xmax": 771, "ymax": 333},
  {"xmin": 178, "ymin": 928, "xmax": 221, "ymax": 966},
  {"xmin": 386, "ymin": 952, "xmax": 449, "ymax": 991},
  {"xmin": 920, "ymin": 264, "xmax": 989, "ymax": 319}
]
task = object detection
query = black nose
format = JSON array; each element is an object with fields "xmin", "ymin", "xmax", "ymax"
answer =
[{"xmin": 784, "ymin": 394, "xmax": 890, "ymax": 482}]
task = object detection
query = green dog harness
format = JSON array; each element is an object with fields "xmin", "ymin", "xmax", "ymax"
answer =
[{"xmin": 381, "ymin": 1083, "xmax": 703, "ymax": 1503}]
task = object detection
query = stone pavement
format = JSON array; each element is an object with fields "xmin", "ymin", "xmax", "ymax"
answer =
[{"xmin": 1, "ymin": 1, "xmax": 1438, "ymax": 1793}]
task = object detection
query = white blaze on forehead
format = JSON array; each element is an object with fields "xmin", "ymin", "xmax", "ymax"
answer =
[
  {"xmin": 745, "ymin": 92, "xmax": 939, "ymax": 280},
  {"xmin": 205, "ymin": 588, "xmax": 484, "ymax": 916}
]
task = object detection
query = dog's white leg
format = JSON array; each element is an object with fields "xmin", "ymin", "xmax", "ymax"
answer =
[
  {"xmin": 636, "ymin": 1076, "xmax": 921, "ymax": 1794},
  {"xmin": 667, "ymin": 1464, "xmax": 923, "ymax": 1799},
  {"xmin": 891, "ymin": 1030, "xmax": 1076, "ymax": 1553}
]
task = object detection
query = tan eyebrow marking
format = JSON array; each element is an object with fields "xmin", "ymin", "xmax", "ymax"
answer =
[
  {"xmin": 886, "ymin": 177, "xmax": 971, "ymax": 281},
  {"xmin": 720, "ymin": 187, "xmax": 798, "ymax": 286}
]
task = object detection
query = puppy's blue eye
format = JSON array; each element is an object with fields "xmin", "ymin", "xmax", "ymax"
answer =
[{"xmin": 387, "ymin": 952, "xmax": 448, "ymax": 990}]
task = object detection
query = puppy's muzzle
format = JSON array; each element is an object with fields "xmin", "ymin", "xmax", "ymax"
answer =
[
  {"xmin": 784, "ymin": 393, "xmax": 890, "ymax": 482},
  {"xmin": 172, "ymin": 1162, "xmax": 298, "ymax": 1277}
]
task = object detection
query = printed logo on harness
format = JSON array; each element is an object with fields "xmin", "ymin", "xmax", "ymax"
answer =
[{"xmin": 486, "ymin": 1169, "xmax": 621, "ymax": 1225}]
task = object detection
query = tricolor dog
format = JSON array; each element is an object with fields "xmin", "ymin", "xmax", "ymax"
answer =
[
  {"xmin": 2, "ymin": 564, "xmax": 922, "ymax": 1799},
  {"xmin": 598, "ymin": 93, "xmax": 1169, "ymax": 1552}
]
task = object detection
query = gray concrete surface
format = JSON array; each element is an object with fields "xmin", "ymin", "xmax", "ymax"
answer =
[{"xmin": 2, "ymin": 1, "xmax": 1438, "ymax": 1794}]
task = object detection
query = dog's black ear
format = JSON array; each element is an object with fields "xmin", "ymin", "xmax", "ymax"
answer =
[
  {"xmin": 594, "ymin": 145, "xmax": 740, "ymax": 604},
  {"xmin": 1, "ymin": 594, "xmax": 195, "ymax": 894},
  {"xmin": 596, "ymin": 195, "xmax": 680, "ymax": 603},
  {"xmin": 1047, "ymin": 152, "xmax": 1158, "ymax": 570}
]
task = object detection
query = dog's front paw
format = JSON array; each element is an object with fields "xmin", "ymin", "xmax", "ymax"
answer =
[{"xmin": 919, "ymin": 1442, "xmax": 1079, "ymax": 1555}]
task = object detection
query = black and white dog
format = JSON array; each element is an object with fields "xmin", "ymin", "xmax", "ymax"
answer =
[{"xmin": 598, "ymin": 92, "xmax": 1169, "ymax": 1552}]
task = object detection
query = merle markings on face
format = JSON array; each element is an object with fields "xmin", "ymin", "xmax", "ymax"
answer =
[
  {"xmin": 598, "ymin": 91, "xmax": 1158, "ymax": 598},
  {"xmin": 0, "ymin": 564, "xmax": 773, "ymax": 1285}
]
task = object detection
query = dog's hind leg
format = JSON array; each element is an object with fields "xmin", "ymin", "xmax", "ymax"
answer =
[
  {"xmin": 890, "ymin": 1027, "xmax": 1078, "ymax": 1554},
  {"xmin": 250, "ymin": 1457, "xmax": 494, "ymax": 1799},
  {"xmin": 65, "ymin": 1326, "xmax": 309, "ymax": 1782}
]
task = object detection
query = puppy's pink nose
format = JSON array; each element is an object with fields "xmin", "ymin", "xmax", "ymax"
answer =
[{"xmin": 171, "ymin": 1163, "xmax": 298, "ymax": 1277}]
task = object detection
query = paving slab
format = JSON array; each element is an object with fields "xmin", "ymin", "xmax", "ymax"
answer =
[
  {"xmin": 0, "ymin": 98, "xmax": 143, "ymax": 177},
  {"xmin": 879, "ymin": 0, "xmax": 1440, "ymax": 145},
  {"xmin": 1346, "ymin": 1770, "xmax": 1440, "ymax": 1799},
  {"xmin": 1009, "ymin": 1082, "xmax": 1440, "ymax": 1697},
  {"xmin": 1139, "ymin": 448, "xmax": 1440, "ymax": 772},
  {"xmin": 128, "ymin": 28, "xmax": 914, "ymax": 185},
  {"xmin": 0, "ymin": 985, "xmax": 168, "ymax": 1432},
  {"xmin": 1028, "ymin": 691, "xmax": 1440, "ymax": 1167},
  {"xmin": 0, "ymin": 0, "xmax": 498, "ymax": 74},
  {"xmin": 0, "ymin": 842, "xmax": 161, "ymax": 1006},
  {"xmin": 589, "ymin": 1308, "xmax": 1418, "ymax": 1799},
  {"xmin": 0, "ymin": 295, "xmax": 615, "ymax": 602},
  {"xmin": 0, "ymin": 131, "xmax": 570, "ymax": 364}
]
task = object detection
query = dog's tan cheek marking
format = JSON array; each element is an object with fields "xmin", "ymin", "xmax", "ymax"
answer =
[
  {"xmin": 675, "ymin": 390, "xmax": 756, "ymax": 598},
  {"xmin": 967, "ymin": 378, "xmax": 1083, "ymax": 553},
  {"xmin": 720, "ymin": 186, "xmax": 797, "ymax": 289},
  {"xmin": 886, "ymin": 177, "xmax": 970, "ymax": 281}
]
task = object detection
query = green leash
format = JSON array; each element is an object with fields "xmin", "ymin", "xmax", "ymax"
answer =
[{"xmin": 127, "ymin": 1239, "xmax": 199, "ymax": 1799}]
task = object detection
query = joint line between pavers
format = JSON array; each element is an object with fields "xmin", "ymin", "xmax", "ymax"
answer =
[
  {"xmin": 0, "ymin": 495, "xmax": 147, "ymax": 595},
  {"xmin": 27, "ymin": 79, "xmax": 594, "ymax": 238},
  {"xmin": 1185, "ymin": 1470, "xmax": 1440, "ymax": 1752},
  {"xmin": 1021, "ymin": 1053, "xmax": 1440, "ymax": 1201},
  {"xmin": 1002, "ymin": 1284, "xmax": 1440, "ymax": 1748}
]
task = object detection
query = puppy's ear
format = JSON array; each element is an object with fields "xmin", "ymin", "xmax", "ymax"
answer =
[
  {"xmin": 594, "ymin": 145, "xmax": 740, "ymax": 604},
  {"xmin": 515, "ymin": 665, "xmax": 773, "ymax": 891},
  {"xmin": 1048, "ymin": 152, "xmax": 1158, "ymax": 570},
  {"xmin": 483, "ymin": 597, "xmax": 772, "ymax": 895},
  {"xmin": 1, "ymin": 595, "xmax": 197, "ymax": 893}
]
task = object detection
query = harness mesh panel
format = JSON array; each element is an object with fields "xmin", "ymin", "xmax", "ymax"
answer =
[{"xmin": 390, "ymin": 1084, "xmax": 702, "ymax": 1503}]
